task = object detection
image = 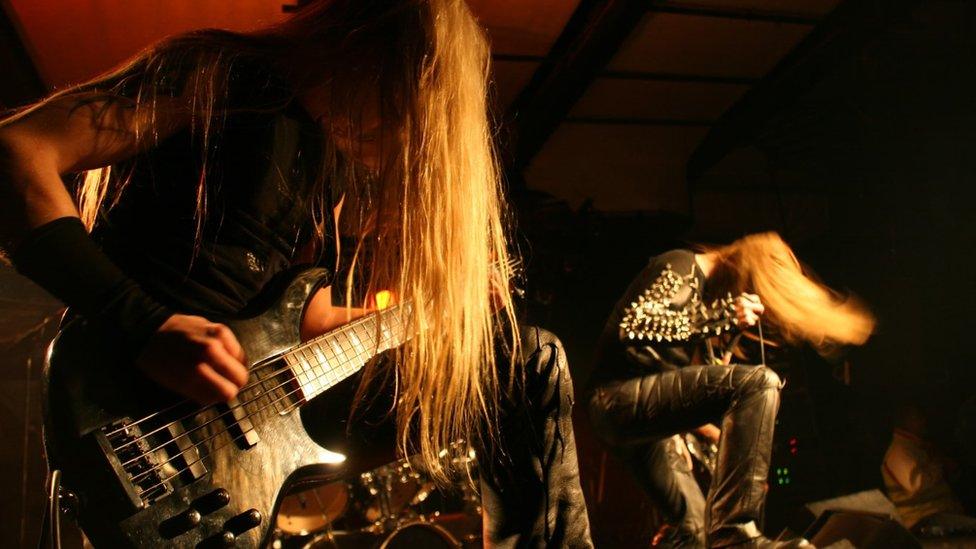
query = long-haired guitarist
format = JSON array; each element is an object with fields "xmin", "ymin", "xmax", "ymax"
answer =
[
  {"xmin": 0, "ymin": 1, "xmax": 593, "ymax": 546},
  {"xmin": 587, "ymin": 232, "xmax": 875, "ymax": 548}
]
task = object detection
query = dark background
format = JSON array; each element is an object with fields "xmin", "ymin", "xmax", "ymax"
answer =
[{"xmin": 513, "ymin": 0, "xmax": 976, "ymax": 543}]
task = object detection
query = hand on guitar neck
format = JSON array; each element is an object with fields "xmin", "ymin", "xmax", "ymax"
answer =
[{"xmin": 299, "ymin": 285, "xmax": 378, "ymax": 342}]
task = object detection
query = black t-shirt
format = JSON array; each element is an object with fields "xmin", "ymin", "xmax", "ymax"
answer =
[{"xmin": 93, "ymin": 57, "xmax": 330, "ymax": 317}]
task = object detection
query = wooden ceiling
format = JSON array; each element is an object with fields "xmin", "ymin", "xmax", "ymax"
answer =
[
  {"xmin": 522, "ymin": 0, "xmax": 842, "ymax": 213},
  {"xmin": 3, "ymin": 0, "xmax": 844, "ymax": 214}
]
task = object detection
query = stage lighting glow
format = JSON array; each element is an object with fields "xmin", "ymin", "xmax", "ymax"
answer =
[
  {"xmin": 316, "ymin": 448, "xmax": 347, "ymax": 464},
  {"xmin": 375, "ymin": 290, "xmax": 394, "ymax": 309}
]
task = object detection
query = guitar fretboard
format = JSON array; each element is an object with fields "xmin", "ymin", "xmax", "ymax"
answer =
[{"xmin": 282, "ymin": 304, "xmax": 408, "ymax": 402}]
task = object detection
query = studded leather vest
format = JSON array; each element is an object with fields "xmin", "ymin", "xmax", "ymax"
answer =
[{"xmin": 591, "ymin": 249, "xmax": 737, "ymax": 381}]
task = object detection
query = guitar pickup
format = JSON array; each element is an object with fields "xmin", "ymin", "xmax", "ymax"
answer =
[
  {"xmin": 217, "ymin": 398, "xmax": 260, "ymax": 449},
  {"xmin": 163, "ymin": 421, "xmax": 208, "ymax": 481}
]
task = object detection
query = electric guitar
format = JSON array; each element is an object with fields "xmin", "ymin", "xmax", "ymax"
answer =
[{"xmin": 43, "ymin": 268, "xmax": 409, "ymax": 548}]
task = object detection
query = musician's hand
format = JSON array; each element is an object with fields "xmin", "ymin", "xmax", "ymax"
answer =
[
  {"xmin": 696, "ymin": 423, "xmax": 721, "ymax": 444},
  {"xmin": 135, "ymin": 314, "xmax": 249, "ymax": 404},
  {"xmin": 733, "ymin": 293, "xmax": 764, "ymax": 328}
]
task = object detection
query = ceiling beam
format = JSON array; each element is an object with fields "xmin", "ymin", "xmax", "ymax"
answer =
[
  {"xmin": 565, "ymin": 116, "xmax": 713, "ymax": 127},
  {"xmin": 694, "ymin": 184, "xmax": 833, "ymax": 193},
  {"xmin": 493, "ymin": 53, "xmax": 546, "ymax": 63},
  {"xmin": 686, "ymin": 0, "xmax": 923, "ymax": 183},
  {"xmin": 0, "ymin": 1, "xmax": 45, "ymax": 108},
  {"xmin": 599, "ymin": 70, "xmax": 758, "ymax": 85},
  {"xmin": 648, "ymin": 2, "xmax": 822, "ymax": 25},
  {"xmin": 504, "ymin": 0, "xmax": 649, "ymax": 173}
]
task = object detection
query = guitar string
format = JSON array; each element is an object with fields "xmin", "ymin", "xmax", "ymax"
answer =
[
  {"xmin": 115, "ymin": 320, "xmax": 381, "ymax": 462},
  {"xmin": 133, "ymin": 307, "xmax": 411, "ymax": 496},
  {"xmin": 119, "ymin": 319, "xmax": 391, "ymax": 470},
  {"xmin": 103, "ymin": 261, "xmax": 504, "ymax": 439},
  {"xmin": 119, "ymin": 265, "xmax": 503, "ymax": 494},
  {"xmin": 119, "ymin": 312, "xmax": 402, "ymax": 472},
  {"xmin": 111, "ymin": 306, "xmax": 402, "ymax": 454},
  {"xmin": 132, "ymin": 334, "xmax": 385, "ymax": 497},
  {"xmin": 112, "ymin": 361, "xmax": 283, "ymax": 458},
  {"xmin": 108, "ymin": 305, "xmax": 400, "ymax": 440},
  {"xmin": 130, "ymin": 333, "xmax": 376, "ymax": 491},
  {"xmin": 126, "ymin": 313, "xmax": 405, "ymax": 486},
  {"xmin": 103, "ymin": 399, "xmax": 199, "ymax": 438},
  {"xmin": 130, "ymin": 286, "xmax": 472, "ymax": 498}
]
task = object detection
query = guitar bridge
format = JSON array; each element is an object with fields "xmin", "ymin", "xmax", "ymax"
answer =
[{"xmin": 98, "ymin": 417, "xmax": 208, "ymax": 509}]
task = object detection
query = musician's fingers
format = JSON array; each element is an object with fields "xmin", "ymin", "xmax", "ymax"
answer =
[
  {"xmin": 737, "ymin": 310, "xmax": 758, "ymax": 326},
  {"xmin": 190, "ymin": 363, "xmax": 240, "ymax": 403},
  {"xmin": 737, "ymin": 294, "xmax": 764, "ymax": 315},
  {"xmin": 203, "ymin": 341, "xmax": 249, "ymax": 388},
  {"xmin": 207, "ymin": 323, "xmax": 245, "ymax": 362}
]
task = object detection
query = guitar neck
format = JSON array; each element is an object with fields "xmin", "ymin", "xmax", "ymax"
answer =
[{"xmin": 282, "ymin": 303, "xmax": 409, "ymax": 402}]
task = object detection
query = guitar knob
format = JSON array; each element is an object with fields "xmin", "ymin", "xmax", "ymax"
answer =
[
  {"xmin": 158, "ymin": 509, "xmax": 201, "ymax": 539},
  {"xmin": 225, "ymin": 508, "xmax": 262, "ymax": 534},
  {"xmin": 194, "ymin": 488, "xmax": 231, "ymax": 514},
  {"xmin": 218, "ymin": 531, "xmax": 236, "ymax": 547},
  {"xmin": 196, "ymin": 530, "xmax": 235, "ymax": 548},
  {"xmin": 184, "ymin": 509, "xmax": 203, "ymax": 527}
]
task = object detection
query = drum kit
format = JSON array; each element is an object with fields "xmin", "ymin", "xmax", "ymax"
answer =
[{"xmin": 272, "ymin": 447, "xmax": 482, "ymax": 549}]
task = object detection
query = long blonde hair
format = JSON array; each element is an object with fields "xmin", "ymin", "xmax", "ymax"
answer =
[
  {"xmin": 6, "ymin": 0, "xmax": 520, "ymax": 482},
  {"xmin": 309, "ymin": 0, "xmax": 522, "ymax": 482},
  {"xmin": 706, "ymin": 232, "xmax": 874, "ymax": 352}
]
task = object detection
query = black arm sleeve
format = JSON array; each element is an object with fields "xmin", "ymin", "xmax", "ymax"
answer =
[{"xmin": 12, "ymin": 216, "xmax": 173, "ymax": 357}]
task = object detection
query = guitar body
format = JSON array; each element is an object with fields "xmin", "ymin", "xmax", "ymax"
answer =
[{"xmin": 44, "ymin": 268, "xmax": 351, "ymax": 548}]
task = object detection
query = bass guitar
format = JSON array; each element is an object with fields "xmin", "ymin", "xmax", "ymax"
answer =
[{"xmin": 43, "ymin": 268, "xmax": 407, "ymax": 548}]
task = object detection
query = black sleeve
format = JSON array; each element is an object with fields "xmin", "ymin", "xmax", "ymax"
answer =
[
  {"xmin": 11, "ymin": 217, "xmax": 172, "ymax": 358},
  {"xmin": 615, "ymin": 251, "xmax": 736, "ymax": 348}
]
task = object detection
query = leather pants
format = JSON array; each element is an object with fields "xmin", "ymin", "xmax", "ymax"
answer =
[
  {"xmin": 587, "ymin": 365, "xmax": 782, "ymax": 548},
  {"xmin": 305, "ymin": 325, "xmax": 594, "ymax": 548},
  {"xmin": 619, "ymin": 435, "xmax": 709, "ymax": 546}
]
